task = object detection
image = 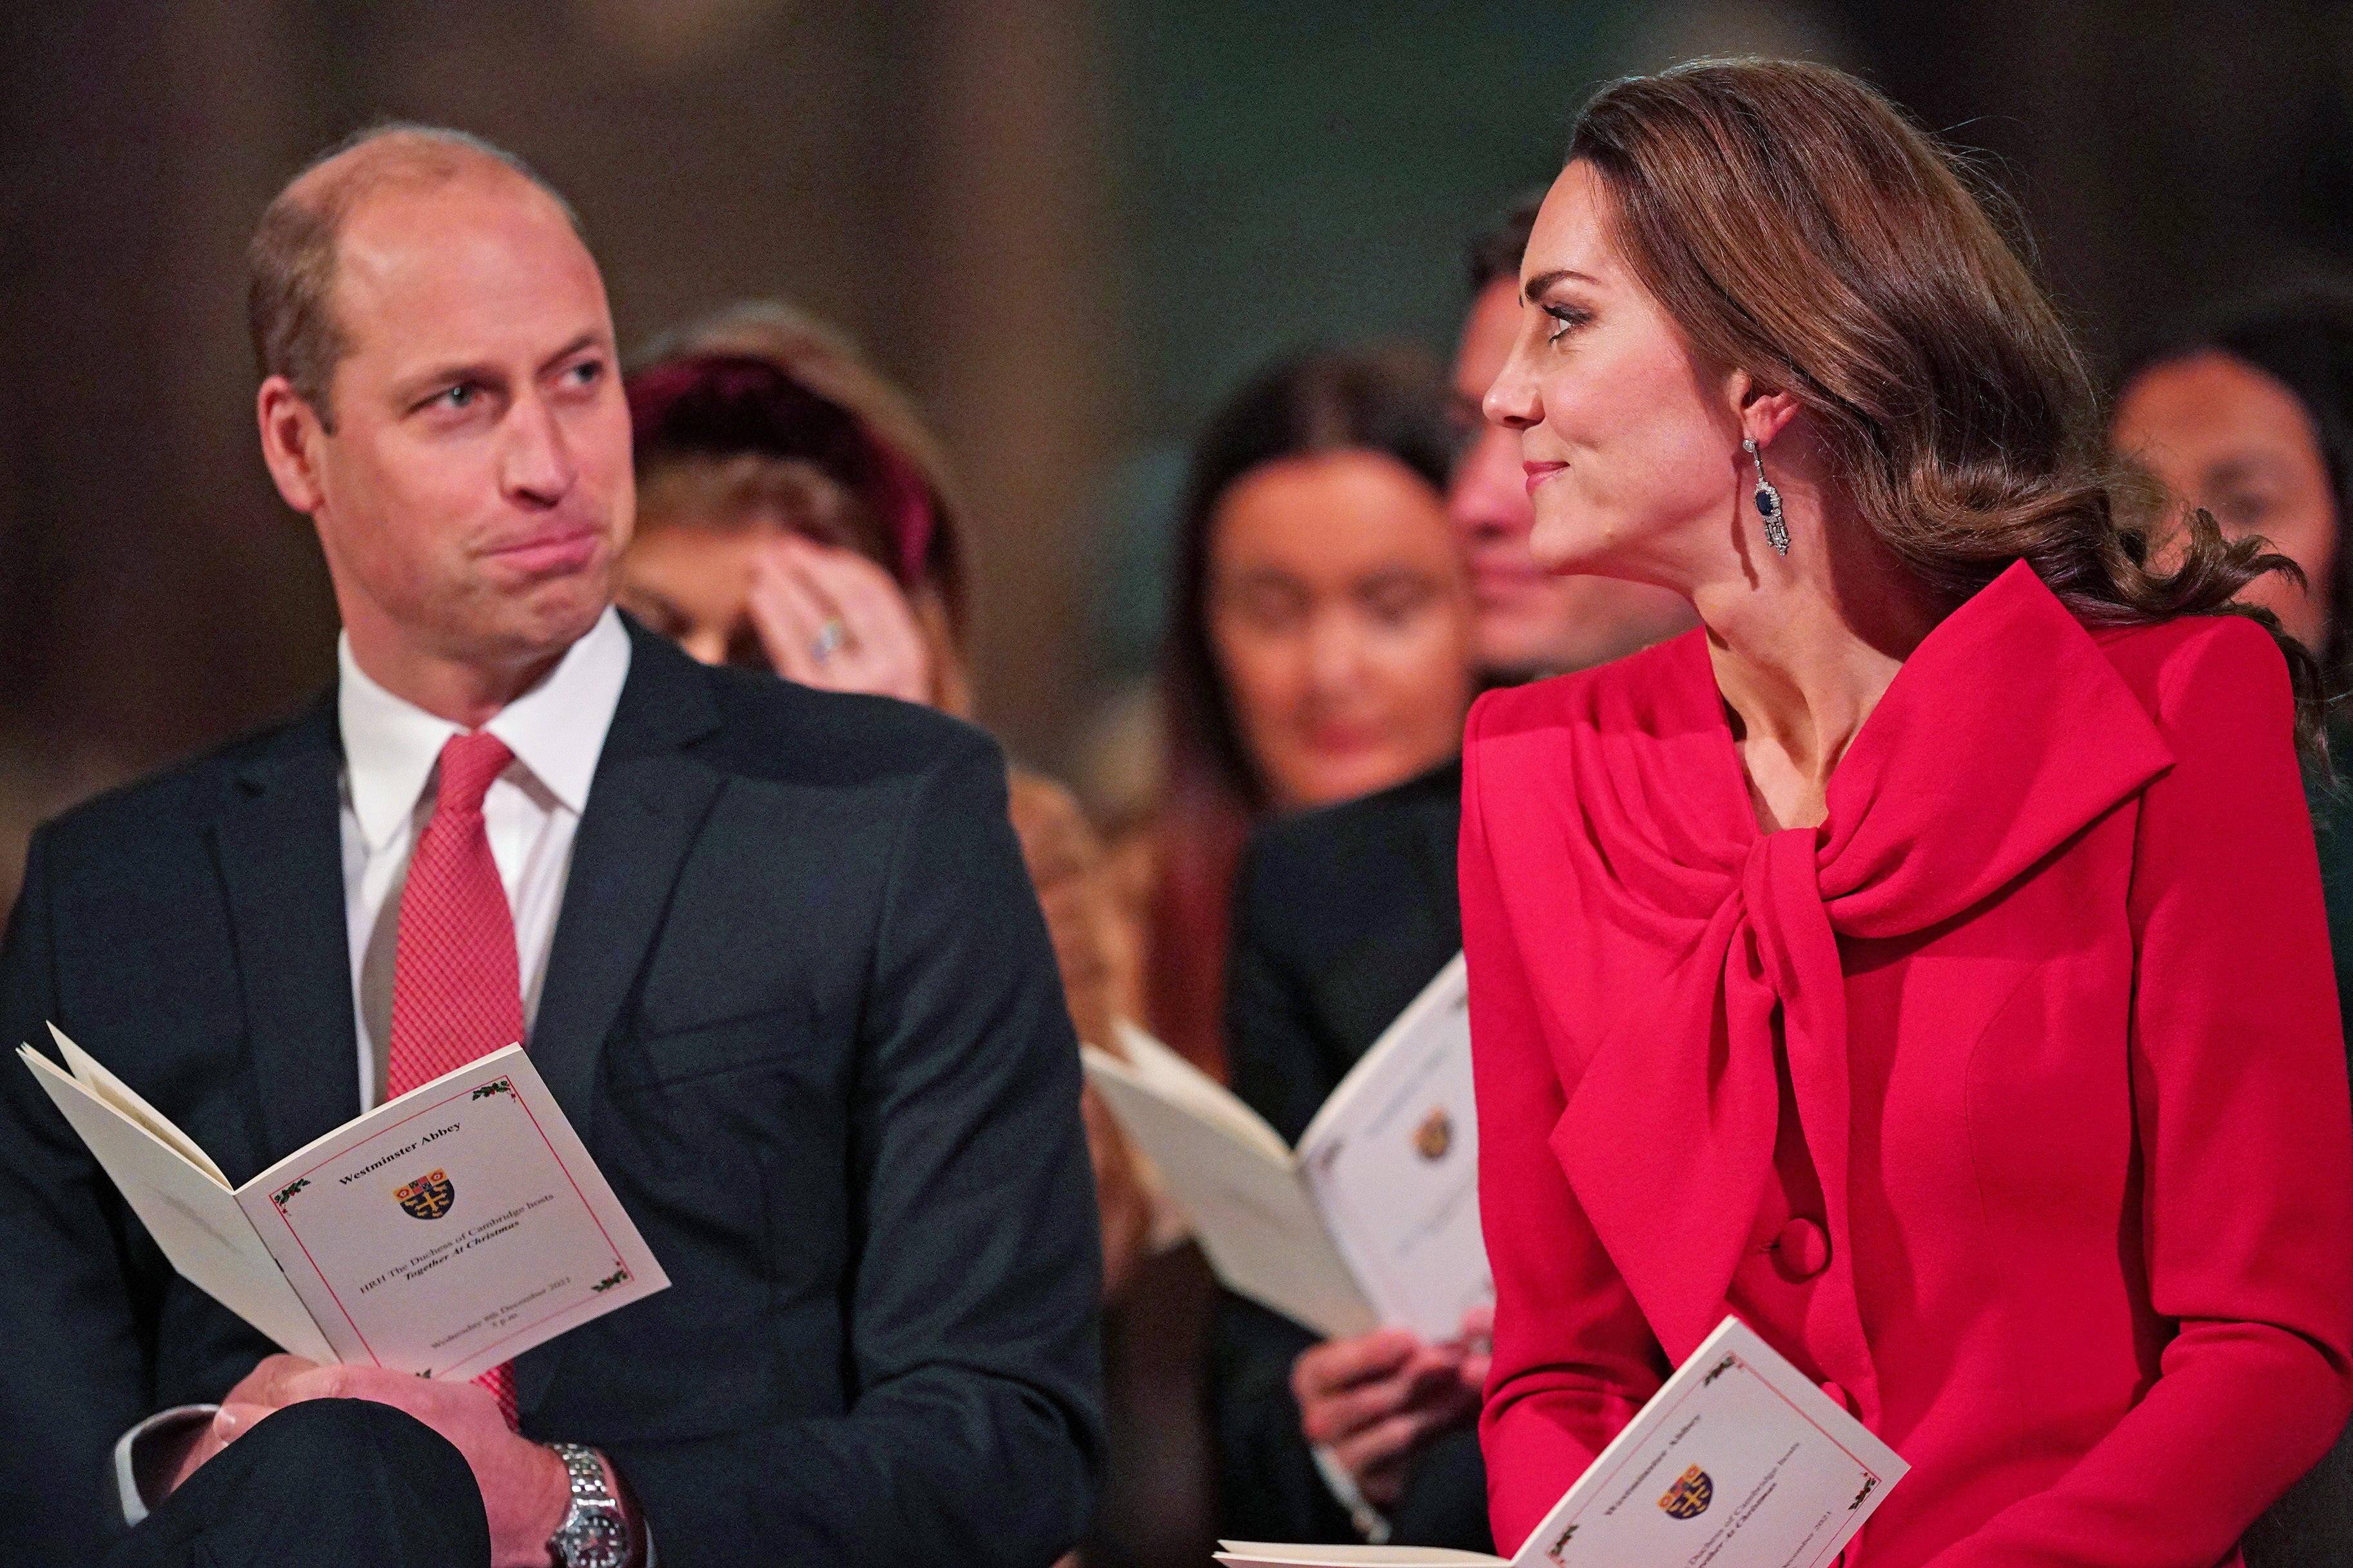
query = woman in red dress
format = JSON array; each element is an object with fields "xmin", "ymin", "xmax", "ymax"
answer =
[{"xmin": 1463, "ymin": 60, "xmax": 2353, "ymax": 1567}]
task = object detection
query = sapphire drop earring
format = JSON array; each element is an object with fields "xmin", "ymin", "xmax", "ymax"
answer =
[{"xmin": 1744, "ymin": 438, "xmax": 1789, "ymax": 557}]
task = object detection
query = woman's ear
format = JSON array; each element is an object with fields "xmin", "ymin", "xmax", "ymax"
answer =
[{"xmin": 1728, "ymin": 371, "xmax": 1801, "ymax": 449}]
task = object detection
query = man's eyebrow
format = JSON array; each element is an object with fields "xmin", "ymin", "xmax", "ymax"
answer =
[{"xmin": 1523, "ymin": 267, "xmax": 1599, "ymax": 304}]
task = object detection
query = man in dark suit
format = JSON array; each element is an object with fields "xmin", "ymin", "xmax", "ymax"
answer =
[
  {"xmin": 1208, "ymin": 197, "xmax": 1695, "ymax": 1551},
  {"xmin": 0, "ymin": 125, "xmax": 1101, "ymax": 1568}
]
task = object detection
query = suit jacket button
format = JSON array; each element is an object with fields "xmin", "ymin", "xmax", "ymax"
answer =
[{"xmin": 1773, "ymin": 1215, "xmax": 1830, "ymax": 1280}]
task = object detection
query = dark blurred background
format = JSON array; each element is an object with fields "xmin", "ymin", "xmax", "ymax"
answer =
[{"xmin": 8, "ymin": 0, "xmax": 2353, "ymax": 895}]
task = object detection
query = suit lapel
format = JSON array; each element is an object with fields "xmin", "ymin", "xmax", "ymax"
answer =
[
  {"xmin": 527, "ymin": 624, "xmax": 724, "ymax": 1131},
  {"xmin": 213, "ymin": 696, "xmax": 362, "ymax": 1161},
  {"xmin": 518, "ymin": 627, "xmax": 722, "ymax": 1416}
]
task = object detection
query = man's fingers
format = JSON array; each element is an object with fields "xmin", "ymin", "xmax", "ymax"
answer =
[
  {"xmin": 1329, "ymin": 1407, "xmax": 1436, "ymax": 1485},
  {"xmin": 211, "ymin": 1402, "xmax": 273, "ymax": 1446},
  {"xmin": 1299, "ymin": 1364, "xmax": 1421, "ymax": 1446},
  {"xmin": 1294, "ymin": 1329, "xmax": 1420, "ymax": 1399}
]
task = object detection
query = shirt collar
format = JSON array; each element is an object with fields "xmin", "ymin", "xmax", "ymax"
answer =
[{"xmin": 337, "ymin": 606, "xmax": 634, "ymax": 853}]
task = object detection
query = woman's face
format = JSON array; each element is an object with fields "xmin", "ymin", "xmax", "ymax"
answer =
[
  {"xmin": 2113, "ymin": 351, "xmax": 2338, "ymax": 650},
  {"xmin": 1482, "ymin": 160, "xmax": 1744, "ymax": 588},
  {"xmin": 1206, "ymin": 448, "xmax": 1474, "ymax": 811},
  {"xmin": 616, "ymin": 520, "xmax": 774, "ymax": 668}
]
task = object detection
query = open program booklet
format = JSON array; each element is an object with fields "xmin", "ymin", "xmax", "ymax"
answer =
[
  {"xmin": 20, "ymin": 1029, "xmax": 667, "ymax": 1380},
  {"xmin": 1216, "ymin": 1317, "xmax": 1908, "ymax": 1568},
  {"xmin": 1082, "ymin": 954, "xmax": 1487, "ymax": 1341}
]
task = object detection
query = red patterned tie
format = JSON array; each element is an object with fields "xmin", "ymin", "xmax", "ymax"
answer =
[{"xmin": 387, "ymin": 730, "xmax": 523, "ymax": 1428}]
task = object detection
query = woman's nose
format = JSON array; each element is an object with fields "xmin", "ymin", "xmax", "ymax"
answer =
[{"xmin": 1483, "ymin": 344, "xmax": 1541, "ymax": 432}]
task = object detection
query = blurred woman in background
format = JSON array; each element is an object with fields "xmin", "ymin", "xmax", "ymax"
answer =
[
  {"xmin": 2114, "ymin": 286, "xmax": 2353, "ymax": 996},
  {"xmin": 2113, "ymin": 289, "xmax": 2353, "ymax": 1567},
  {"xmin": 1149, "ymin": 350, "xmax": 1474, "ymax": 1072},
  {"xmin": 620, "ymin": 302, "xmax": 1155, "ymax": 1293}
]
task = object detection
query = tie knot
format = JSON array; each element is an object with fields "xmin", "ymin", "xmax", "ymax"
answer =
[{"xmin": 434, "ymin": 731, "xmax": 514, "ymax": 818}]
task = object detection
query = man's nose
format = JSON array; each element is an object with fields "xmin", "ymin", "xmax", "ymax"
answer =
[
  {"xmin": 1449, "ymin": 427, "xmax": 1527, "ymax": 536},
  {"xmin": 500, "ymin": 392, "xmax": 578, "ymax": 506}
]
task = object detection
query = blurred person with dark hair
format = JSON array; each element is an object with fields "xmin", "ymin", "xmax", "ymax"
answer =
[
  {"xmin": 2114, "ymin": 285, "xmax": 2353, "ymax": 1567},
  {"xmin": 1146, "ymin": 351, "xmax": 1486, "ymax": 1546},
  {"xmin": 1149, "ymin": 349, "xmax": 1473, "ymax": 1077},
  {"xmin": 618, "ymin": 302, "xmax": 1157, "ymax": 1295},
  {"xmin": 0, "ymin": 128, "xmax": 1102, "ymax": 1567},
  {"xmin": 1468, "ymin": 59, "xmax": 2350, "ymax": 1565}
]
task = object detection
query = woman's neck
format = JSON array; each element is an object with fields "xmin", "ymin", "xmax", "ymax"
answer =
[{"xmin": 1689, "ymin": 504, "xmax": 1946, "ymax": 833}]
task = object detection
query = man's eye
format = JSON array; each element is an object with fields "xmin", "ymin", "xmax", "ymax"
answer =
[
  {"xmin": 565, "ymin": 360, "xmax": 603, "ymax": 387},
  {"xmin": 442, "ymin": 384, "xmax": 478, "ymax": 409}
]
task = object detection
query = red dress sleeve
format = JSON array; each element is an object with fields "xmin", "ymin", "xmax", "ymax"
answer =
[
  {"xmin": 1924, "ymin": 617, "xmax": 2353, "ymax": 1568},
  {"xmin": 1461, "ymin": 690, "xmax": 1667, "ymax": 1552}
]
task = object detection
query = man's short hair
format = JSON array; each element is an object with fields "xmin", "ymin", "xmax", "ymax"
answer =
[
  {"xmin": 1465, "ymin": 190, "xmax": 1545, "ymax": 295},
  {"xmin": 246, "ymin": 123, "xmax": 583, "ymax": 431}
]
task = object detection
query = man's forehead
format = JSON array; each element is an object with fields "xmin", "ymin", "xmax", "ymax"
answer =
[{"xmin": 330, "ymin": 177, "xmax": 609, "ymax": 369}]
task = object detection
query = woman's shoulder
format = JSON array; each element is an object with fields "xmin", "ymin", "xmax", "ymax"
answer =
[
  {"xmin": 1467, "ymin": 629, "xmax": 1706, "ymax": 750},
  {"xmin": 2091, "ymin": 612, "xmax": 2293, "ymax": 730}
]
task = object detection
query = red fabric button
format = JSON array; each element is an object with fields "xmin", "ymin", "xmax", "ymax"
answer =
[{"xmin": 1774, "ymin": 1215, "xmax": 1831, "ymax": 1280}]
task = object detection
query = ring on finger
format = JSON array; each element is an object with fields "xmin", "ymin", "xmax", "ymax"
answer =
[{"xmin": 810, "ymin": 617, "xmax": 849, "ymax": 664}]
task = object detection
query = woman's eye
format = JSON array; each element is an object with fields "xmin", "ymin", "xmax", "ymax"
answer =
[{"xmin": 1545, "ymin": 305, "xmax": 1590, "ymax": 345}]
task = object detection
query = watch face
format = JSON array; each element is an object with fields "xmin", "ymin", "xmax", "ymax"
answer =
[{"xmin": 554, "ymin": 1512, "xmax": 630, "ymax": 1568}]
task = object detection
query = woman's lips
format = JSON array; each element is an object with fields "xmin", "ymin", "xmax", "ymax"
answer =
[{"xmin": 1523, "ymin": 460, "xmax": 1567, "ymax": 496}]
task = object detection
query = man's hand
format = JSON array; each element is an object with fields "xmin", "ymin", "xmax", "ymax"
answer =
[
  {"xmin": 1292, "ymin": 1306, "xmax": 1490, "ymax": 1509},
  {"xmin": 173, "ymin": 1355, "xmax": 571, "ymax": 1568}
]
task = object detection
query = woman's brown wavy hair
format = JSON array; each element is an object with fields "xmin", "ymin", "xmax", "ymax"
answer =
[{"xmin": 1568, "ymin": 59, "xmax": 2328, "ymax": 762}]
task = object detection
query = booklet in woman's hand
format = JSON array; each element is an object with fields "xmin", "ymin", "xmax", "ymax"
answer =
[
  {"xmin": 1215, "ymin": 1316, "xmax": 1907, "ymax": 1568},
  {"xmin": 19, "ymin": 1028, "xmax": 667, "ymax": 1380}
]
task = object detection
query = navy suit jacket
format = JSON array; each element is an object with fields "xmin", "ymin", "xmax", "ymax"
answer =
[
  {"xmin": 1210, "ymin": 757, "xmax": 1489, "ymax": 1551},
  {"xmin": 0, "ymin": 618, "xmax": 1104, "ymax": 1565}
]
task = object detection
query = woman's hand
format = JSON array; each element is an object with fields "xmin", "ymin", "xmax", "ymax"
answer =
[{"xmin": 747, "ymin": 532, "xmax": 932, "ymax": 704}]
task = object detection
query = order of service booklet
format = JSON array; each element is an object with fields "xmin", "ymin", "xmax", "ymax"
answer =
[
  {"xmin": 1216, "ymin": 1316, "xmax": 1908, "ymax": 1568},
  {"xmin": 19, "ymin": 1029, "xmax": 667, "ymax": 1380},
  {"xmin": 1082, "ymin": 954, "xmax": 1488, "ymax": 1342}
]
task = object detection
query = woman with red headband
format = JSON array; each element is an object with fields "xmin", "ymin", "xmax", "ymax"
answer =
[{"xmin": 621, "ymin": 302, "xmax": 1158, "ymax": 1297}]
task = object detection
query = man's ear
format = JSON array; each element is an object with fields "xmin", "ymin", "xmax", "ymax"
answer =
[
  {"xmin": 1727, "ymin": 370, "xmax": 1801, "ymax": 450},
  {"xmin": 256, "ymin": 375, "xmax": 329, "ymax": 516}
]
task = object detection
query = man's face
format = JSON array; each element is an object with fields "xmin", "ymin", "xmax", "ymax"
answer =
[
  {"xmin": 297, "ymin": 175, "xmax": 633, "ymax": 672},
  {"xmin": 1448, "ymin": 273, "xmax": 1693, "ymax": 679}
]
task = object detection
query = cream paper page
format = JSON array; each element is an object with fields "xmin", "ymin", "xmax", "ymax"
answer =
[
  {"xmin": 17, "ymin": 1044, "xmax": 333, "ymax": 1363},
  {"xmin": 1510, "ymin": 1317, "xmax": 1906, "ymax": 1568},
  {"xmin": 1082, "ymin": 1043, "xmax": 1376, "ymax": 1339},
  {"xmin": 1295, "ymin": 956, "xmax": 1489, "ymax": 1342},
  {"xmin": 1216, "ymin": 1317, "xmax": 1907, "ymax": 1568},
  {"xmin": 236, "ymin": 1046, "xmax": 667, "ymax": 1380}
]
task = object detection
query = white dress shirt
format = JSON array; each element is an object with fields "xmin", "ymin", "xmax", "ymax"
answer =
[{"xmin": 337, "ymin": 606, "xmax": 632, "ymax": 1110}]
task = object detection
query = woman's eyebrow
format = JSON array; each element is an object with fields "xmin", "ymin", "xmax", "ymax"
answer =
[{"xmin": 1523, "ymin": 267, "xmax": 1599, "ymax": 303}]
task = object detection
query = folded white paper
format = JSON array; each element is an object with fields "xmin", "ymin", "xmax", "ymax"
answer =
[
  {"xmin": 1216, "ymin": 1316, "xmax": 1908, "ymax": 1567},
  {"xmin": 1083, "ymin": 955, "xmax": 1487, "ymax": 1341},
  {"xmin": 21, "ymin": 1030, "xmax": 667, "ymax": 1380}
]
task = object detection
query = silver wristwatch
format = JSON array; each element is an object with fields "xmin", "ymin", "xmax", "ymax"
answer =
[{"xmin": 546, "ymin": 1442, "xmax": 632, "ymax": 1568}]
